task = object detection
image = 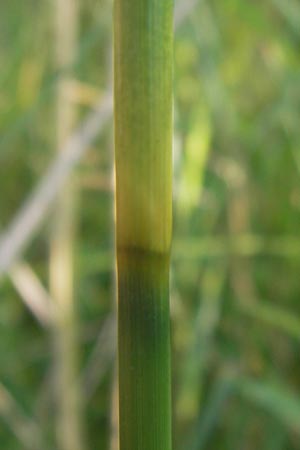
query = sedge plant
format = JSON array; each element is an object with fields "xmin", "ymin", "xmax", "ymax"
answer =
[{"xmin": 114, "ymin": 0, "xmax": 174, "ymax": 449}]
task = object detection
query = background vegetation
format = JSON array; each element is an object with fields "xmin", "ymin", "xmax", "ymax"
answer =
[{"xmin": 1, "ymin": 0, "xmax": 300, "ymax": 448}]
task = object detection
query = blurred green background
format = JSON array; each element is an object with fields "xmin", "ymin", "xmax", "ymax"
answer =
[{"xmin": 1, "ymin": 0, "xmax": 300, "ymax": 449}]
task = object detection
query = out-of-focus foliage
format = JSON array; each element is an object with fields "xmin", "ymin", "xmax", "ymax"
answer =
[{"xmin": 1, "ymin": 0, "xmax": 300, "ymax": 449}]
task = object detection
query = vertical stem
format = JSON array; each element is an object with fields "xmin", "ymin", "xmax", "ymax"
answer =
[
  {"xmin": 117, "ymin": 252, "xmax": 172, "ymax": 450},
  {"xmin": 114, "ymin": 1, "xmax": 174, "ymax": 450},
  {"xmin": 50, "ymin": 0, "xmax": 84, "ymax": 449}
]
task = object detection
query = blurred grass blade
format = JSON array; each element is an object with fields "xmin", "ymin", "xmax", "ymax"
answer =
[
  {"xmin": 270, "ymin": 0, "xmax": 300, "ymax": 36},
  {"xmin": 238, "ymin": 377, "xmax": 300, "ymax": 434},
  {"xmin": 0, "ymin": 383, "xmax": 46, "ymax": 450},
  {"xmin": 178, "ymin": 106, "xmax": 212, "ymax": 218},
  {"xmin": 10, "ymin": 262, "xmax": 52, "ymax": 327},
  {"xmin": 240, "ymin": 300, "xmax": 300, "ymax": 341},
  {"xmin": 50, "ymin": 0, "xmax": 85, "ymax": 448},
  {"xmin": 176, "ymin": 265, "xmax": 225, "ymax": 423},
  {"xmin": 188, "ymin": 374, "xmax": 234, "ymax": 450}
]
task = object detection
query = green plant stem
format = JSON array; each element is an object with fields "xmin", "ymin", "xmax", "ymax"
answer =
[
  {"xmin": 118, "ymin": 251, "xmax": 171, "ymax": 450},
  {"xmin": 114, "ymin": 0, "xmax": 173, "ymax": 449},
  {"xmin": 114, "ymin": 0, "xmax": 173, "ymax": 254}
]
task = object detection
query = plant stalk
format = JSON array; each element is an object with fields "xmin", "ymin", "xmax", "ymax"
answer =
[
  {"xmin": 114, "ymin": 0, "xmax": 174, "ymax": 449},
  {"xmin": 50, "ymin": 0, "xmax": 84, "ymax": 449}
]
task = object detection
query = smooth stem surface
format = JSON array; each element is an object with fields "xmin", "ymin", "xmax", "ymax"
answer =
[
  {"xmin": 114, "ymin": 0, "xmax": 173, "ymax": 254},
  {"xmin": 118, "ymin": 251, "xmax": 171, "ymax": 450},
  {"xmin": 114, "ymin": 0, "xmax": 173, "ymax": 449}
]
